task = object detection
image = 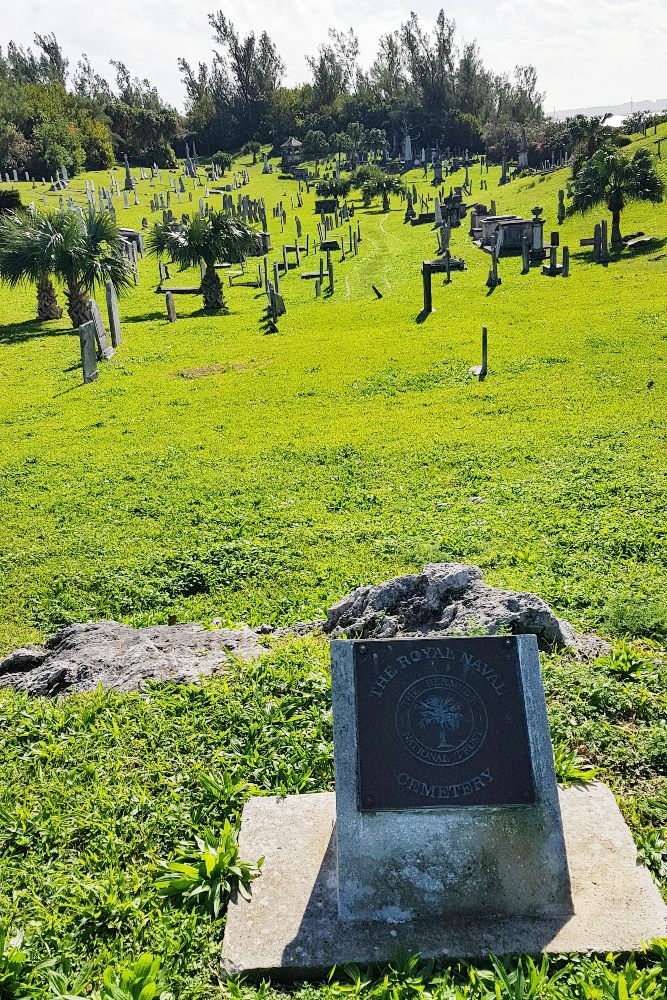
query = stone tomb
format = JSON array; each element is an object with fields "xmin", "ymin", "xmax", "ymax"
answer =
[{"xmin": 222, "ymin": 636, "xmax": 667, "ymax": 979}]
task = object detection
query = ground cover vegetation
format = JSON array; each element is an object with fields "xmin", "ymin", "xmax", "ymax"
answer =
[{"xmin": 0, "ymin": 38, "xmax": 666, "ymax": 1000}]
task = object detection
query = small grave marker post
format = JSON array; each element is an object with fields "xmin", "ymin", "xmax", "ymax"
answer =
[
  {"xmin": 165, "ymin": 291, "xmax": 177, "ymax": 322},
  {"xmin": 562, "ymin": 246, "xmax": 570, "ymax": 278},
  {"xmin": 522, "ymin": 236, "xmax": 530, "ymax": 274},
  {"xmin": 600, "ymin": 219, "xmax": 609, "ymax": 262},
  {"xmin": 422, "ymin": 261, "xmax": 433, "ymax": 313},
  {"xmin": 470, "ymin": 325, "xmax": 488, "ymax": 379}
]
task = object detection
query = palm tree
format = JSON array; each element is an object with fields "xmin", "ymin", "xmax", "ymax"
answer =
[
  {"xmin": 50, "ymin": 210, "xmax": 133, "ymax": 328},
  {"xmin": 362, "ymin": 173, "xmax": 405, "ymax": 212},
  {"xmin": 567, "ymin": 113, "xmax": 613, "ymax": 173},
  {"xmin": 0, "ymin": 210, "xmax": 63, "ymax": 321},
  {"xmin": 147, "ymin": 211, "xmax": 260, "ymax": 311},
  {"xmin": 419, "ymin": 696, "xmax": 462, "ymax": 750},
  {"xmin": 572, "ymin": 146, "xmax": 664, "ymax": 246}
]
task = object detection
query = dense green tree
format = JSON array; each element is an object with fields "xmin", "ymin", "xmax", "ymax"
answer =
[
  {"xmin": 307, "ymin": 29, "xmax": 358, "ymax": 105},
  {"xmin": 572, "ymin": 146, "xmax": 664, "ymax": 245},
  {"xmin": 240, "ymin": 140, "xmax": 261, "ymax": 163},
  {"xmin": 567, "ymin": 114, "xmax": 614, "ymax": 174},
  {"xmin": 345, "ymin": 121, "xmax": 365, "ymax": 165},
  {"xmin": 0, "ymin": 121, "xmax": 34, "ymax": 172},
  {"xmin": 302, "ymin": 130, "xmax": 329, "ymax": 164},
  {"xmin": 147, "ymin": 212, "xmax": 259, "ymax": 311},
  {"xmin": 329, "ymin": 132, "xmax": 351, "ymax": 171},
  {"xmin": 212, "ymin": 150, "xmax": 233, "ymax": 174},
  {"xmin": 207, "ymin": 13, "xmax": 284, "ymax": 140},
  {"xmin": 401, "ymin": 10, "xmax": 456, "ymax": 137}
]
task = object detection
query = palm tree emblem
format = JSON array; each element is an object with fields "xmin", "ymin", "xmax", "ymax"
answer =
[{"xmin": 419, "ymin": 696, "xmax": 463, "ymax": 750}]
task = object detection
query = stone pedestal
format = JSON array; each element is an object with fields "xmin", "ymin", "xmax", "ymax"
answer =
[
  {"xmin": 221, "ymin": 785, "xmax": 667, "ymax": 980},
  {"xmin": 331, "ymin": 637, "xmax": 571, "ymax": 922}
]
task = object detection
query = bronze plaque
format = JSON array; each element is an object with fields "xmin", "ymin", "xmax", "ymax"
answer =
[{"xmin": 354, "ymin": 637, "xmax": 536, "ymax": 811}]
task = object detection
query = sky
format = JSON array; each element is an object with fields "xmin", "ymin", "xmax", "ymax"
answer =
[{"xmin": 2, "ymin": 0, "xmax": 666, "ymax": 114}]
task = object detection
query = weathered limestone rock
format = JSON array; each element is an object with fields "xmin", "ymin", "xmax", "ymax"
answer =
[
  {"xmin": 0, "ymin": 564, "xmax": 607, "ymax": 696},
  {"xmin": 323, "ymin": 563, "xmax": 604, "ymax": 657},
  {"xmin": 0, "ymin": 621, "xmax": 267, "ymax": 697}
]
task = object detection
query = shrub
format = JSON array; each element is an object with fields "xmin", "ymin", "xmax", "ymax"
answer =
[
  {"xmin": 0, "ymin": 191, "xmax": 21, "ymax": 214},
  {"xmin": 212, "ymin": 150, "xmax": 233, "ymax": 175}
]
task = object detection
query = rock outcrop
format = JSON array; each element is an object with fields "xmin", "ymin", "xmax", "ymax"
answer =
[
  {"xmin": 0, "ymin": 621, "xmax": 267, "ymax": 697},
  {"xmin": 324, "ymin": 562, "xmax": 590, "ymax": 649},
  {"xmin": 0, "ymin": 563, "xmax": 606, "ymax": 696}
]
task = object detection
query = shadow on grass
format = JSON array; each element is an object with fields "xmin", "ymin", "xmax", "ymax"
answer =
[
  {"xmin": 0, "ymin": 318, "xmax": 74, "ymax": 345},
  {"xmin": 571, "ymin": 235, "xmax": 667, "ymax": 267},
  {"xmin": 190, "ymin": 305, "xmax": 232, "ymax": 318},
  {"xmin": 122, "ymin": 310, "xmax": 167, "ymax": 324},
  {"xmin": 415, "ymin": 308, "xmax": 432, "ymax": 324}
]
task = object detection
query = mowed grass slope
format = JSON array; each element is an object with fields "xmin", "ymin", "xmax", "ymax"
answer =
[{"xmin": 0, "ymin": 128, "xmax": 666, "ymax": 653}]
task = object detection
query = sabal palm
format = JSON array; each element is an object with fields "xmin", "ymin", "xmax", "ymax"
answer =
[
  {"xmin": 419, "ymin": 696, "xmax": 462, "ymax": 749},
  {"xmin": 363, "ymin": 174, "xmax": 405, "ymax": 212},
  {"xmin": 147, "ymin": 212, "xmax": 260, "ymax": 311},
  {"xmin": 572, "ymin": 146, "xmax": 664, "ymax": 245},
  {"xmin": 51, "ymin": 210, "xmax": 133, "ymax": 328},
  {"xmin": 0, "ymin": 210, "xmax": 63, "ymax": 321},
  {"xmin": 568, "ymin": 113, "xmax": 613, "ymax": 170}
]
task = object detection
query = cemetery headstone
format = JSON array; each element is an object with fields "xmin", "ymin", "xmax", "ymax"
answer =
[
  {"xmin": 557, "ymin": 190, "xmax": 565, "ymax": 226},
  {"xmin": 165, "ymin": 291, "xmax": 177, "ymax": 323},
  {"xmin": 79, "ymin": 321, "xmax": 98, "ymax": 383},
  {"xmin": 87, "ymin": 300, "xmax": 115, "ymax": 360},
  {"xmin": 105, "ymin": 281, "xmax": 122, "ymax": 348}
]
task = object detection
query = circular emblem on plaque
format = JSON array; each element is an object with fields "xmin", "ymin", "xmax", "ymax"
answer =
[{"xmin": 395, "ymin": 674, "xmax": 488, "ymax": 767}]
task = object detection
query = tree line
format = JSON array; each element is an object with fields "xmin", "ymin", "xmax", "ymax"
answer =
[{"xmin": 1, "ymin": 13, "xmax": 665, "ymax": 178}]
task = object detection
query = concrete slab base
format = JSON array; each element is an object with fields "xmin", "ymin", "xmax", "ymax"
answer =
[{"xmin": 221, "ymin": 784, "xmax": 667, "ymax": 980}]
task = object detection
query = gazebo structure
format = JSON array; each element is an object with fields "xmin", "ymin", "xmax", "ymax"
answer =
[{"xmin": 280, "ymin": 136, "xmax": 303, "ymax": 170}]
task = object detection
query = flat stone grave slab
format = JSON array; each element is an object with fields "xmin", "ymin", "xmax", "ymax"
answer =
[{"xmin": 221, "ymin": 784, "xmax": 667, "ymax": 980}]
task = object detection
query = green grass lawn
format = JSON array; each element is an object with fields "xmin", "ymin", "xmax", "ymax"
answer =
[
  {"xmin": 0, "ymin": 128, "xmax": 666, "ymax": 652},
  {"xmin": 0, "ymin": 131, "xmax": 666, "ymax": 998}
]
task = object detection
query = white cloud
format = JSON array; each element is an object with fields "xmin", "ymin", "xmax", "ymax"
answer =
[{"xmin": 1, "ymin": 0, "xmax": 666, "ymax": 111}]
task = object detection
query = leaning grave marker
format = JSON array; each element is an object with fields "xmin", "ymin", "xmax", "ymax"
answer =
[{"xmin": 222, "ymin": 634, "xmax": 666, "ymax": 977}]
